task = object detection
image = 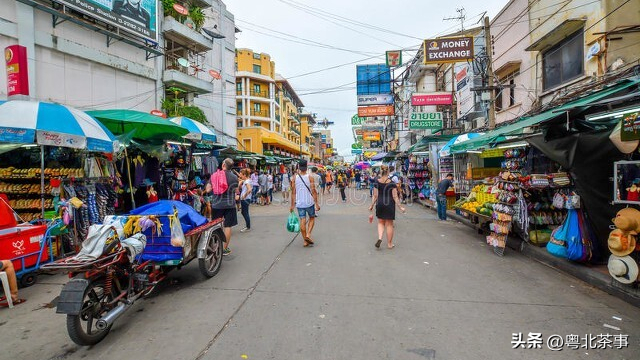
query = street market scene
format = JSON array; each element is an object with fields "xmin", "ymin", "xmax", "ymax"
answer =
[{"xmin": 1, "ymin": 0, "xmax": 640, "ymax": 359}]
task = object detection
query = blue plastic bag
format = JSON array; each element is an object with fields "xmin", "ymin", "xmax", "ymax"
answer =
[
  {"xmin": 565, "ymin": 210, "xmax": 584, "ymax": 261},
  {"xmin": 287, "ymin": 211, "xmax": 300, "ymax": 233}
]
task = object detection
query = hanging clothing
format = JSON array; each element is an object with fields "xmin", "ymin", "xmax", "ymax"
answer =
[{"xmin": 146, "ymin": 157, "xmax": 161, "ymax": 184}]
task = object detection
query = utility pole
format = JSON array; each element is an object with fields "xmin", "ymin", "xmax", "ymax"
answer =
[{"xmin": 484, "ymin": 16, "xmax": 496, "ymax": 129}]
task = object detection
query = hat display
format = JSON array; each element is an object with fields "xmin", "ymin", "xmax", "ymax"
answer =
[
  {"xmin": 608, "ymin": 229, "xmax": 637, "ymax": 257},
  {"xmin": 608, "ymin": 255, "xmax": 639, "ymax": 284}
]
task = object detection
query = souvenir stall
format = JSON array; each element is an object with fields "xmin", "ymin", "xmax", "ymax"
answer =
[{"xmin": 407, "ymin": 152, "xmax": 431, "ymax": 201}]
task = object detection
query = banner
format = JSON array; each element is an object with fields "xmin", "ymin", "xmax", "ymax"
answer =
[
  {"xmin": 357, "ymin": 94, "xmax": 394, "ymax": 106},
  {"xmin": 423, "ymin": 36, "xmax": 474, "ymax": 64},
  {"xmin": 411, "ymin": 93, "xmax": 453, "ymax": 106},
  {"xmin": 56, "ymin": 0, "xmax": 159, "ymax": 41},
  {"xmin": 358, "ymin": 105, "xmax": 394, "ymax": 117},
  {"xmin": 363, "ymin": 131, "xmax": 381, "ymax": 141},
  {"xmin": 5, "ymin": 45, "xmax": 29, "ymax": 97}
]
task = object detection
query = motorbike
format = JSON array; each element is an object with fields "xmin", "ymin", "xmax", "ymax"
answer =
[{"xmin": 42, "ymin": 201, "xmax": 225, "ymax": 346}]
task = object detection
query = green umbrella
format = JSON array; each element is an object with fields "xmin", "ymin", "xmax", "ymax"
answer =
[{"xmin": 87, "ymin": 109, "xmax": 189, "ymax": 142}]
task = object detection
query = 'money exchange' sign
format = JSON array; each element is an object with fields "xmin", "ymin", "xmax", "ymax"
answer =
[{"xmin": 423, "ymin": 36, "xmax": 474, "ymax": 64}]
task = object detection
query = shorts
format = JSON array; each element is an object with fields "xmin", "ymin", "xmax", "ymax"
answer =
[
  {"xmin": 297, "ymin": 205, "xmax": 316, "ymax": 218},
  {"xmin": 326, "ymin": 182, "xmax": 333, "ymax": 186},
  {"xmin": 211, "ymin": 208, "xmax": 238, "ymax": 227}
]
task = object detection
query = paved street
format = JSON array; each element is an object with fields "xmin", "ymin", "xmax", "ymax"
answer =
[{"xmin": 1, "ymin": 188, "xmax": 639, "ymax": 360}]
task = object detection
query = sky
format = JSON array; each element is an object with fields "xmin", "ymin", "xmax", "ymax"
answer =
[{"xmin": 225, "ymin": 0, "xmax": 509, "ymax": 160}]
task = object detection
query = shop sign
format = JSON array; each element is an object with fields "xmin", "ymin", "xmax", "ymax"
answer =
[
  {"xmin": 357, "ymin": 94, "xmax": 393, "ymax": 106},
  {"xmin": 363, "ymin": 131, "xmax": 381, "ymax": 141},
  {"xmin": 411, "ymin": 112, "xmax": 442, "ymax": 121},
  {"xmin": 36, "ymin": 131, "xmax": 86, "ymax": 149},
  {"xmin": 55, "ymin": 0, "xmax": 159, "ymax": 41},
  {"xmin": 411, "ymin": 93, "xmax": 453, "ymax": 106},
  {"xmin": 351, "ymin": 114, "xmax": 366, "ymax": 125},
  {"xmin": 480, "ymin": 148, "xmax": 505, "ymax": 158},
  {"xmin": 386, "ymin": 50, "xmax": 402, "ymax": 67},
  {"xmin": 621, "ymin": 111, "xmax": 640, "ymax": 141},
  {"xmin": 409, "ymin": 119, "xmax": 443, "ymax": 130},
  {"xmin": 423, "ymin": 36, "xmax": 474, "ymax": 64},
  {"xmin": 456, "ymin": 78, "xmax": 468, "ymax": 91},
  {"xmin": 363, "ymin": 151, "xmax": 378, "ymax": 158},
  {"xmin": 150, "ymin": 109, "xmax": 167, "ymax": 118},
  {"xmin": 357, "ymin": 105, "xmax": 394, "ymax": 117},
  {"xmin": 321, "ymin": 143, "xmax": 327, "ymax": 149},
  {"xmin": 404, "ymin": 118, "xmax": 408, "ymax": 127},
  {"xmin": 351, "ymin": 149, "xmax": 363, "ymax": 154},
  {"xmin": 354, "ymin": 128, "xmax": 364, "ymax": 136},
  {"xmin": 5, "ymin": 45, "xmax": 29, "ymax": 97}
]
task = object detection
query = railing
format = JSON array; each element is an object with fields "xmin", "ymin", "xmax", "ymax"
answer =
[
  {"xmin": 237, "ymin": 109, "xmax": 243, "ymax": 116},
  {"xmin": 290, "ymin": 127, "xmax": 300, "ymax": 135},
  {"xmin": 236, "ymin": 89, "xmax": 243, "ymax": 95},
  {"xmin": 251, "ymin": 109, "xmax": 270, "ymax": 117},
  {"xmin": 275, "ymin": 114, "xmax": 281, "ymax": 122},
  {"xmin": 250, "ymin": 90, "xmax": 269, "ymax": 98},
  {"xmin": 288, "ymin": 113, "xmax": 300, "ymax": 123}
]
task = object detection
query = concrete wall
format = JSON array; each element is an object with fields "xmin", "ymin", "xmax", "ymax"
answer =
[{"xmin": 491, "ymin": 0, "xmax": 534, "ymax": 125}]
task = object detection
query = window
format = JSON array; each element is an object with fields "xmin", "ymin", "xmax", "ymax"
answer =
[
  {"xmin": 509, "ymin": 78, "xmax": 516, "ymax": 107},
  {"xmin": 236, "ymin": 83, "xmax": 242, "ymax": 92},
  {"xmin": 254, "ymin": 122, "xmax": 261, "ymax": 127},
  {"xmin": 543, "ymin": 31, "xmax": 584, "ymax": 90},
  {"xmin": 237, "ymin": 101, "xmax": 242, "ymax": 110},
  {"xmin": 237, "ymin": 121, "xmax": 243, "ymax": 128},
  {"xmin": 253, "ymin": 64, "xmax": 261, "ymax": 74},
  {"xmin": 253, "ymin": 53, "xmax": 261, "ymax": 59},
  {"xmin": 253, "ymin": 103, "xmax": 261, "ymax": 113},
  {"xmin": 495, "ymin": 90, "xmax": 503, "ymax": 112},
  {"xmin": 253, "ymin": 84, "xmax": 260, "ymax": 95}
]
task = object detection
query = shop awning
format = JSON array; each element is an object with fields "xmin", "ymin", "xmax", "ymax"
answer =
[
  {"xmin": 450, "ymin": 78, "xmax": 640, "ymax": 153},
  {"xmin": 370, "ymin": 152, "xmax": 387, "ymax": 161},
  {"xmin": 88, "ymin": 109, "xmax": 189, "ymax": 142},
  {"xmin": 407, "ymin": 135, "xmax": 455, "ymax": 153}
]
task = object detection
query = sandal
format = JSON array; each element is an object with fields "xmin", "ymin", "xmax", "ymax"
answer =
[
  {"xmin": 375, "ymin": 239, "xmax": 382, "ymax": 249},
  {"xmin": 304, "ymin": 237, "xmax": 314, "ymax": 245},
  {"xmin": 303, "ymin": 240, "xmax": 314, "ymax": 247},
  {"xmin": 0, "ymin": 298, "xmax": 26, "ymax": 307},
  {"xmin": 387, "ymin": 244, "xmax": 395, "ymax": 249}
]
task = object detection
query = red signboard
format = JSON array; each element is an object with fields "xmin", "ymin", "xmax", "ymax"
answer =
[
  {"xmin": 411, "ymin": 93, "xmax": 453, "ymax": 106},
  {"xmin": 5, "ymin": 45, "xmax": 29, "ymax": 97},
  {"xmin": 150, "ymin": 109, "xmax": 167, "ymax": 118},
  {"xmin": 357, "ymin": 105, "xmax": 394, "ymax": 117}
]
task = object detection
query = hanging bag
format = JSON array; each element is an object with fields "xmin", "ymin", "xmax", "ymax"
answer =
[
  {"xmin": 286, "ymin": 211, "xmax": 300, "ymax": 233},
  {"xmin": 565, "ymin": 210, "xmax": 584, "ymax": 261},
  {"xmin": 210, "ymin": 170, "xmax": 229, "ymax": 195},
  {"xmin": 565, "ymin": 191, "xmax": 581, "ymax": 209},
  {"xmin": 552, "ymin": 192, "xmax": 565, "ymax": 209}
]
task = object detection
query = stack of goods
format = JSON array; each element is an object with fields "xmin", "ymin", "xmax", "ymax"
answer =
[
  {"xmin": 0, "ymin": 183, "xmax": 51, "ymax": 194},
  {"xmin": 439, "ymin": 156, "xmax": 453, "ymax": 180},
  {"xmin": 407, "ymin": 156, "xmax": 430, "ymax": 193},
  {"xmin": 0, "ymin": 167, "xmax": 84, "ymax": 178},
  {"xmin": 487, "ymin": 168, "xmax": 523, "ymax": 255},
  {"xmin": 454, "ymin": 183, "xmax": 497, "ymax": 216}
]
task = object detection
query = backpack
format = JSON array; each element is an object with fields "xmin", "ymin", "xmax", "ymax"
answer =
[{"xmin": 210, "ymin": 170, "xmax": 228, "ymax": 195}]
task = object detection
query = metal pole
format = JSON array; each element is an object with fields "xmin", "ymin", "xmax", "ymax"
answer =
[
  {"xmin": 124, "ymin": 146, "xmax": 135, "ymax": 209},
  {"xmin": 40, "ymin": 145, "xmax": 45, "ymax": 219},
  {"xmin": 484, "ymin": 16, "xmax": 496, "ymax": 129}
]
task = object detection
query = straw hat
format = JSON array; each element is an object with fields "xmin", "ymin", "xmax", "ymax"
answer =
[
  {"xmin": 607, "ymin": 255, "xmax": 639, "ymax": 284},
  {"xmin": 609, "ymin": 122, "xmax": 639, "ymax": 154},
  {"xmin": 608, "ymin": 229, "xmax": 637, "ymax": 257}
]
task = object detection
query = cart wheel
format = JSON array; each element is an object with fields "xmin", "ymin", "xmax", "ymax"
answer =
[
  {"xmin": 20, "ymin": 273, "xmax": 37, "ymax": 287},
  {"xmin": 199, "ymin": 229, "xmax": 223, "ymax": 278}
]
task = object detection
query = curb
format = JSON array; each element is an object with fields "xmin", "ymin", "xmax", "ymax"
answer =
[{"xmin": 416, "ymin": 199, "xmax": 640, "ymax": 308}]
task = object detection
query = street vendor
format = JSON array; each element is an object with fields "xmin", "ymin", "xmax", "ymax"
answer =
[{"xmin": 436, "ymin": 173, "xmax": 454, "ymax": 221}]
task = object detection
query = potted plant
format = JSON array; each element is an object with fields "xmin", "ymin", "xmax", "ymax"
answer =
[{"xmin": 188, "ymin": 7, "xmax": 205, "ymax": 31}]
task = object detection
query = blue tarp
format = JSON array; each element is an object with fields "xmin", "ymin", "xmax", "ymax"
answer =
[{"xmin": 129, "ymin": 200, "xmax": 207, "ymax": 234}]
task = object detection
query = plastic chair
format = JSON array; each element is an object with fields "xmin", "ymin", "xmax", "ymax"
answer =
[{"xmin": 0, "ymin": 271, "xmax": 13, "ymax": 308}]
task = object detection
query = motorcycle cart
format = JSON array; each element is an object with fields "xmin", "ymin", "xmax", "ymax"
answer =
[{"xmin": 41, "ymin": 201, "xmax": 225, "ymax": 346}]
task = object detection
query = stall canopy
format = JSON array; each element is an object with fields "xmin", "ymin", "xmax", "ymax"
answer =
[
  {"xmin": 0, "ymin": 100, "xmax": 117, "ymax": 152},
  {"xmin": 370, "ymin": 152, "xmax": 387, "ymax": 161},
  {"xmin": 408, "ymin": 135, "xmax": 455, "ymax": 153},
  {"xmin": 87, "ymin": 109, "xmax": 189, "ymax": 142},
  {"xmin": 439, "ymin": 133, "xmax": 483, "ymax": 157},
  {"xmin": 169, "ymin": 116, "xmax": 217, "ymax": 143},
  {"xmin": 450, "ymin": 78, "xmax": 640, "ymax": 153}
]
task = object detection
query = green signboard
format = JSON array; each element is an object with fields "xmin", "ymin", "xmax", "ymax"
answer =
[
  {"xmin": 409, "ymin": 119, "xmax": 443, "ymax": 130},
  {"xmin": 410, "ymin": 112, "xmax": 443, "ymax": 121},
  {"xmin": 351, "ymin": 149, "xmax": 363, "ymax": 154},
  {"xmin": 620, "ymin": 111, "xmax": 640, "ymax": 141},
  {"xmin": 351, "ymin": 142, "xmax": 363, "ymax": 149},
  {"xmin": 351, "ymin": 114, "xmax": 366, "ymax": 126}
]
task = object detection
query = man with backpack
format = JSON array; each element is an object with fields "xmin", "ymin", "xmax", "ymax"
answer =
[{"xmin": 211, "ymin": 158, "xmax": 239, "ymax": 255}]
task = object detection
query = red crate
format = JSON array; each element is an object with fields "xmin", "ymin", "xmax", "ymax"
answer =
[{"xmin": 0, "ymin": 224, "xmax": 49, "ymax": 271}]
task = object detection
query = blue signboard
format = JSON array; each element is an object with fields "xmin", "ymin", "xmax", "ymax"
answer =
[{"xmin": 356, "ymin": 64, "xmax": 391, "ymax": 95}]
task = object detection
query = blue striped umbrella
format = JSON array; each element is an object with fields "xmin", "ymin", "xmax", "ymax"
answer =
[
  {"xmin": 0, "ymin": 100, "xmax": 117, "ymax": 152},
  {"xmin": 169, "ymin": 116, "xmax": 217, "ymax": 143}
]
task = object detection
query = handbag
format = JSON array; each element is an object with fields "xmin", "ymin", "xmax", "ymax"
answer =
[
  {"xmin": 565, "ymin": 192, "xmax": 580, "ymax": 209},
  {"xmin": 552, "ymin": 192, "xmax": 565, "ymax": 209}
]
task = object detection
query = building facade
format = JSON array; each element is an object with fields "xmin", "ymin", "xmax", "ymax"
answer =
[
  {"xmin": 0, "ymin": 0, "xmax": 237, "ymax": 145},
  {"xmin": 235, "ymin": 48, "xmax": 312, "ymax": 158}
]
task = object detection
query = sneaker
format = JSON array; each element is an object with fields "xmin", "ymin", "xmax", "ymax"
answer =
[
  {"xmin": 240, "ymin": 227, "xmax": 251, "ymax": 233},
  {"xmin": 223, "ymin": 248, "xmax": 232, "ymax": 256}
]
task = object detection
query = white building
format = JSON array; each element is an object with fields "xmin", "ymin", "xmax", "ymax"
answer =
[{"xmin": 0, "ymin": 0, "xmax": 237, "ymax": 145}]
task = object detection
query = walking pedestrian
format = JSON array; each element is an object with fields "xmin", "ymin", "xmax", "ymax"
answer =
[
  {"xmin": 267, "ymin": 172, "xmax": 274, "ymax": 205},
  {"xmin": 250, "ymin": 170, "xmax": 259, "ymax": 204},
  {"xmin": 355, "ymin": 171, "xmax": 362, "ymax": 190},
  {"xmin": 258, "ymin": 171, "xmax": 268, "ymax": 205},
  {"xmin": 369, "ymin": 171, "xmax": 378, "ymax": 197},
  {"xmin": 369, "ymin": 165, "xmax": 406, "ymax": 249},
  {"xmin": 281, "ymin": 169, "xmax": 291, "ymax": 203},
  {"xmin": 238, "ymin": 168, "xmax": 252, "ymax": 232},
  {"xmin": 436, "ymin": 173, "xmax": 454, "ymax": 221},
  {"xmin": 325, "ymin": 169, "xmax": 333, "ymax": 193},
  {"xmin": 211, "ymin": 158, "xmax": 239, "ymax": 256},
  {"xmin": 337, "ymin": 171, "xmax": 347, "ymax": 202},
  {"xmin": 290, "ymin": 160, "xmax": 320, "ymax": 247},
  {"xmin": 319, "ymin": 169, "xmax": 326, "ymax": 195}
]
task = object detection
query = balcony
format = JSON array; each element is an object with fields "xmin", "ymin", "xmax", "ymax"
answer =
[
  {"xmin": 250, "ymin": 109, "xmax": 270, "ymax": 118},
  {"xmin": 275, "ymin": 114, "xmax": 281, "ymax": 123},
  {"xmin": 290, "ymin": 127, "xmax": 301, "ymax": 136},
  {"xmin": 288, "ymin": 113, "xmax": 300, "ymax": 123},
  {"xmin": 189, "ymin": 0, "xmax": 213, "ymax": 9},
  {"xmin": 163, "ymin": 16, "xmax": 213, "ymax": 53},
  {"xmin": 250, "ymin": 90, "xmax": 269, "ymax": 98},
  {"xmin": 163, "ymin": 68, "xmax": 213, "ymax": 95},
  {"xmin": 237, "ymin": 109, "xmax": 243, "ymax": 116},
  {"xmin": 236, "ymin": 89, "xmax": 243, "ymax": 95}
]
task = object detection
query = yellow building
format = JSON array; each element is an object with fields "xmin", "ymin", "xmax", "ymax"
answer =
[
  {"xmin": 235, "ymin": 48, "xmax": 310, "ymax": 158},
  {"xmin": 299, "ymin": 112, "xmax": 319, "ymax": 161}
]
